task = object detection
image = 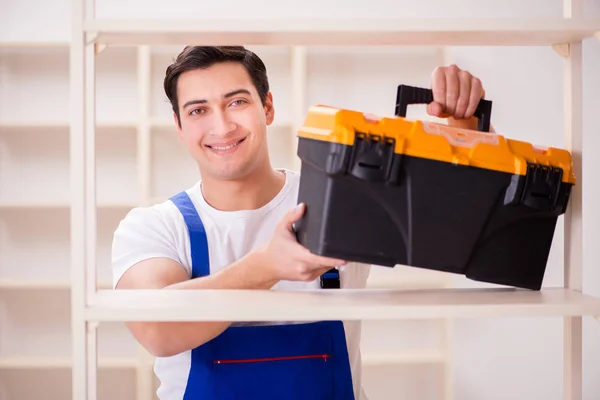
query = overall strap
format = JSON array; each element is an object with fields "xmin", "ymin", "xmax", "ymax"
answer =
[{"xmin": 170, "ymin": 191, "xmax": 210, "ymax": 278}]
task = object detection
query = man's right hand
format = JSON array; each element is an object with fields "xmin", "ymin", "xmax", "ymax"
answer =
[{"xmin": 255, "ymin": 203, "xmax": 347, "ymax": 283}]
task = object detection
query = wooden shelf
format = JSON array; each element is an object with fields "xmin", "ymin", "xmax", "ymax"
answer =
[
  {"xmin": 0, "ymin": 356, "xmax": 138, "ymax": 369},
  {"xmin": 0, "ymin": 121, "xmax": 137, "ymax": 129},
  {"xmin": 0, "ymin": 41, "xmax": 68, "ymax": 49},
  {"xmin": 362, "ymin": 349, "xmax": 445, "ymax": 366},
  {"xmin": 84, "ymin": 18, "xmax": 600, "ymax": 46},
  {"xmin": 86, "ymin": 288, "xmax": 600, "ymax": 322},
  {"xmin": 0, "ymin": 200, "xmax": 139, "ymax": 209},
  {"xmin": 0, "ymin": 279, "xmax": 112, "ymax": 290},
  {"xmin": 366, "ymin": 268, "xmax": 452, "ymax": 290},
  {"xmin": 0, "ymin": 352, "xmax": 444, "ymax": 369}
]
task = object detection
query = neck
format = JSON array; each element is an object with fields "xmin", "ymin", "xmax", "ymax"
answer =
[{"xmin": 200, "ymin": 162, "xmax": 286, "ymax": 212}]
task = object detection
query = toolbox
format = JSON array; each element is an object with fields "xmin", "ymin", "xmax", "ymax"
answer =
[{"xmin": 294, "ymin": 84, "xmax": 575, "ymax": 290}]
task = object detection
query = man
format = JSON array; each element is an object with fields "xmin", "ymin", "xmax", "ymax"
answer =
[{"xmin": 112, "ymin": 46, "xmax": 488, "ymax": 399}]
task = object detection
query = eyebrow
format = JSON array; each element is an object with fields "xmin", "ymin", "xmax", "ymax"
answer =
[{"xmin": 182, "ymin": 89, "xmax": 252, "ymax": 109}]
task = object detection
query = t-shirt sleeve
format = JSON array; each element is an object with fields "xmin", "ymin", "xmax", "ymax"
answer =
[{"xmin": 111, "ymin": 205, "xmax": 187, "ymax": 288}]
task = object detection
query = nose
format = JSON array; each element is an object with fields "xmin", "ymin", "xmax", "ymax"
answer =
[{"xmin": 208, "ymin": 110, "xmax": 236, "ymax": 137}]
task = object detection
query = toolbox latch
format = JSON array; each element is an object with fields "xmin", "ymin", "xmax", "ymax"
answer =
[
  {"xmin": 320, "ymin": 268, "xmax": 341, "ymax": 289},
  {"xmin": 504, "ymin": 162, "xmax": 566, "ymax": 213},
  {"xmin": 348, "ymin": 132, "xmax": 399, "ymax": 184}
]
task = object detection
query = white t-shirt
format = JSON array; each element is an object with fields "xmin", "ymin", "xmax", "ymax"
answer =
[{"xmin": 111, "ymin": 168, "xmax": 371, "ymax": 400}]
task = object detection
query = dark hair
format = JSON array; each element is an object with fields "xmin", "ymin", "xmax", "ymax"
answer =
[{"xmin": 163, "ymin": 46, "xmax": 270, "ymax": 126}]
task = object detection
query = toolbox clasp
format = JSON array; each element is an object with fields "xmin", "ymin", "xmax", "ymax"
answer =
[
  {"xmin": 504, "ymin": 162, "xmax": 569, "ymax": 214},
  {"xmin": 348, "ymin": 132, "xmax": 400, "ymax": 185}
]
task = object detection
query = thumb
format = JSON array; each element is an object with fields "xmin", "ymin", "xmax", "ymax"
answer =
[
  {"xmin": 426, "ymin": 101, "xmax": 443, "ymax": 117},
  {"xmin": 278, "ymin": 203, "xmax": 305, "ymax": 232}
]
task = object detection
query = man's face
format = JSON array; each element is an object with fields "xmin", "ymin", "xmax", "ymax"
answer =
[{"xmin": 174, "ymin": 61, "xmax": 274, "ymax": 181}]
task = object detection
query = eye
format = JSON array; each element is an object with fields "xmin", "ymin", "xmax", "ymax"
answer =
[
  {"xmin": 189, "ymin": 108, "xmax": 206, "ymax": 116},
  {"xmin": 230, "ymin": 99, "xmax": 247, "ymax": 107}
]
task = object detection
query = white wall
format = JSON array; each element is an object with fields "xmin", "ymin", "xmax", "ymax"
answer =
[{"xmin": 1, "ymin": 0, "xmax": 599, "ymax": 399}]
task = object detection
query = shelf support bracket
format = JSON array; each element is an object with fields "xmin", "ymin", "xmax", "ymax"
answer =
[
  {"xmin": 552, "ymin": 43, "xmax": 570, "ymax": 58},
  {"xmin": 95, "ymin": 43, "xmax": 107, "ymax": 55}
]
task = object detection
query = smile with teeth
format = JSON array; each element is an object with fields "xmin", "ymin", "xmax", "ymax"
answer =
[{"xmin": 207, "ymin": 138, "xmax": 245, "ymax": 151}]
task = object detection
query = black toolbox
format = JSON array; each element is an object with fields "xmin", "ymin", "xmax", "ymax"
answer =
[{"xmin": 294, "ymin": 84, "xmax": 575, "ymax": 290}]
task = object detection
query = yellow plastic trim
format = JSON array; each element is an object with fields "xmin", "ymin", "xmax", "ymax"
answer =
[{"xmin": 297, "ymin": 105, "xmax": 576, "ymax": 184}]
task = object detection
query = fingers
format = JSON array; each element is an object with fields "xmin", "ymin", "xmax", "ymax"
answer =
[
  {"xmin": 430, "ymin": 66, "xmax": 446, "ymax": 117},
  {"xmin": 455, "ymin": 70, "xmax": 471, "ymax": 119},
  {"xmin": 299, "ymin": 265, "xmax": 340, "ymax": 282},
  {"xmin": 444, "ymin": 65, "xmax": 459, "ymax": 117},
  {"xmin": 289, "ymin": 245, "xmax": 346, "ymax": 281},
  {"xmin": 429, "ymin": 64, "xmax": 485, "ymax": 121},
  {"xmin": 278, "ymin": 203, "xmax": 305, "ymax": 233},
  {"xmin": 465, "ymin": 77, "xmax": 483, "ymax": 119},
  {"xmin": 311, "ymin": 266, "xmax": 337, "ymax": 282},
  {"xmin": 275, "ymin": 203, "xmax": 347, "ymax": 281},
  {"xmin": 306, "ymin": 251, "xmax": 346, "ymax": 268}
]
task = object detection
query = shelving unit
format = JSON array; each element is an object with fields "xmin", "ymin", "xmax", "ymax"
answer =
[
  {"xmin": 71, "ymin": 2, "xmax": 600, "ymax": 400},
  {"xmin": 0, "ymin": 36, "xmax": 451, "ymax": 399}
]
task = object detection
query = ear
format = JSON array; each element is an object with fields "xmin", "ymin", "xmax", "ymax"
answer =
[{"xmin": 264, "ymin": 91, "xmax": 275, "ymax": 125}]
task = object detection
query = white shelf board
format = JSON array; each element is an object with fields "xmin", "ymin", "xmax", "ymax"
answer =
[
  {"xmin": 86, "ymin": 287, "xmax": 600, "ymax": 322},
  {"xmin": 362, "ymin": 349, "xmax": 445, "ymax": 366},
  {"xmin": 0, "ymin": 356, "xmax": 137, "ymax": 369},
  {"xmin": 0, "ymin": 200, "xmax": 138, "ymax": 209},
  {"xmin": 366, "ymin": 276, "xmax": 450, "ymax": 290},
  {"xmin": 0, "ymin": 121, "xmax": 136, "ymax": 129},
  {"xmin": 0, "ymin": 279, "xmax": 112, "ymax": 290},
  {"xmin": 0, "ymin": 41, "xmax": 69, "ymax": 48},
  {"xmin": 84, "ymin": 18, "xmax": 600, "ymax": 46},
  {"xmin": 366, "ymin": 269, "xmax": 452, "ymax": 290}
]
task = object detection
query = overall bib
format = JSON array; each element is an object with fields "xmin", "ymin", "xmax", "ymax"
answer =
[{"xmin": 170, "ymin": 191, "xmax": 356, "ymax": 400}]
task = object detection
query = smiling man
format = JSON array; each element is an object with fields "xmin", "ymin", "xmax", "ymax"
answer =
[{"xmin": 112, "ymin": 45, "xmax": 488, "ymax": 400}]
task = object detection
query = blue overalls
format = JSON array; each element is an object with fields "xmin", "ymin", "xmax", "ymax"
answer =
[{"xmin": 170, "ymin": 191, "xmax": 356, "ymax": 400}]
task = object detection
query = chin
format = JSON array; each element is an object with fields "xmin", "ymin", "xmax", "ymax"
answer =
[{"xmin": 202, "ymin": 164, "xmax": 253, "ymax": 181}]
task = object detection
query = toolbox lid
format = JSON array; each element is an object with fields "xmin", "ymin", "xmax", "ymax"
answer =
[{"xmin": 297, "ymin": 105, "xmax": 576, "ymax": 185}]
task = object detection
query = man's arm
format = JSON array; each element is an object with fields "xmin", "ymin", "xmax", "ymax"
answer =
[
  {"xmin": 114, "ymin": 202, "xmax": 345, "ymax": 358},
  {"xmin": 116, "ymin": 251, "xmax": 277, "ymax": 358}
]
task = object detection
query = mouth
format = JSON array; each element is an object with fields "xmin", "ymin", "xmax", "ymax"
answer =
[{"xmin": 205, "ymin": 137, "xmax": 247, "ymax": 153}]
